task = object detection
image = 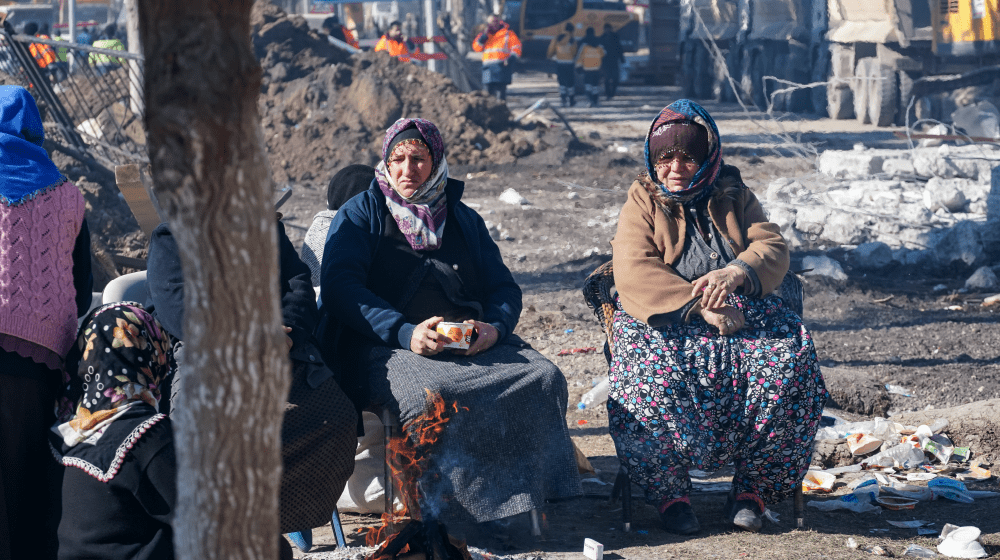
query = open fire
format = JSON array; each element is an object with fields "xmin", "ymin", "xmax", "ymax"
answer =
[{"xmin": 366, "ymin": 391, "xmax": 471, "ymax": 560}]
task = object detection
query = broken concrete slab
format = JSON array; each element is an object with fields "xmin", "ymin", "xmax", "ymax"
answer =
[
  {"xmin": 818, "ymin": 150, "xmax": 885, "ymax": 180},
  {"xmin": 849, "ymin": 242, "xmax": 893, "ymax": 270},
  {"xmin": 802, "ymin": 255, "xmax": 847, "ymax": 281},
  {"xmin": 965, "ymin": 266, "xmax": 999, "ymax": 290}
]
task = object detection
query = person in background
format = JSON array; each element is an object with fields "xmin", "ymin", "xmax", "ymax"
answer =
[
  {"xmin": 608, "ymin": 99, "xmax": 826, "ymax": 535},
  {"xmin": 24, "ymin": 22, "xmax": 66, "ymax": 83},
  {"xmin": 374, "ymin": 21, "xmax": 411, "ymax": 62},
  {"xmin": 301, "ymin": 164, "xmax": 377, "ymax": 288},
  {"xmin": 472, "ymin": 14, "xmax": 521, "ymax": 101},
  {"xmin": 575, "ymin": 27, "xmax": 605, "ymax": 107},
  {"xmin": 546, "ymin": 22, "xmax": 578, "ymax": 107},
  {"xmin": 0, "ymin": 85, "xmax": 92, "ymax": 560},
  {"xmin": 89, "ymin": 24, "xmax": 125, "ymax": 75},
  {"xmin": 322, "ymin": 15, "xmax": 360, "ymax": 49},
  {"xmin": 601, "ymin": 22, "xmax": 625, "ymax": 100},
  {"xmin": 145, "ymin": 217, "xmax": 358, "ymax": 559},
  {"xmin": 51, "ymin": 303, "xmax": 175, "ymax": 560},
  {"xmin": 76, "ymin": 26, "xmax": 93, "ymax": 46}
]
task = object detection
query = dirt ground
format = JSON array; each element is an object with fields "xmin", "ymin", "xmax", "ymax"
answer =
[{"xmin": 267, "ymin": 72, "xmax": 1000, "ymax": 559}]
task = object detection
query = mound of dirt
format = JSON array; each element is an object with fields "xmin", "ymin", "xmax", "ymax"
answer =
[{"xmin": 253, "ymin": 3, "xmax": 568, "ymax": 184}]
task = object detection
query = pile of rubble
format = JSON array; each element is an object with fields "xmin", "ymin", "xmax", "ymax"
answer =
[{"xmin": 762, "ymin": 143, "xmax": 1000, "ymax": 286}]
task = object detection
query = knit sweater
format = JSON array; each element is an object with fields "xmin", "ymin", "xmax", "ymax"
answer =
[{"xmin": 0, "ymin": 181, "xmax": 86, "ymax": 367}]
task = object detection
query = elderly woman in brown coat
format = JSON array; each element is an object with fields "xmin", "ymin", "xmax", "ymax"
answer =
[{"xmin": 608, "ymin": 99, "xmax": 826, "ymax": 535}]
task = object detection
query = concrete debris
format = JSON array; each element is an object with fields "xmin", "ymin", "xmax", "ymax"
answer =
[
  {"xmin": 965, "ymin": 266, "xmax": 999, "ymax": 290},
  {"xmin": 763, "ymin": 144, "xmax": 1000, "ymax": 275},
  {"xmin": 951, "ymin": 101, "xmax": 1000, "ymax": 140},
  {"xmin": 499, "ymin": 188, "xmax": 529, "ymax": 205},
  {"xmin": 849, "ymin": 241, "xmax": 892, "ymax": 270},
  {"xmin": 802, "ymin": 255, "xmax": 847, "ymax": 282}
]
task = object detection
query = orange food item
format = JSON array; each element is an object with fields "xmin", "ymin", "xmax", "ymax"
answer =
[{"xmin": 447, "ymin": 327, "xmax": 463, "ymax": 342}]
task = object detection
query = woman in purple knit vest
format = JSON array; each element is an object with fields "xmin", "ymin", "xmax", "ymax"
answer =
[{"xmin": 0, "ymin": 85, "xmax": 92, "ymax": 560}]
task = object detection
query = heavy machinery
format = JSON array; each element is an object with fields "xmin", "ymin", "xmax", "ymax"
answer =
[
  {"xmin": 499, "ymin": 0, "xmax": 640, "ymax": 61},
  {"xmin": 677, "ymin": 0, "xmax": 999, "ymax": 126}
]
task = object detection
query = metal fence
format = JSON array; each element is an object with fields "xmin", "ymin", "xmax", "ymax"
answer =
[{"xmin": 0, "ymin": 20, "xmax": 147, "ymax": 171}]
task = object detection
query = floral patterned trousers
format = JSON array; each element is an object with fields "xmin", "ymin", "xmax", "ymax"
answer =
[{"xmin": 608, "ymin": 294, "xmax": 827, "ymax": 505}]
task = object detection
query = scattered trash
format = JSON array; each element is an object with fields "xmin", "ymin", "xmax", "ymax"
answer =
[
  {"xmin": 848, "ymin": 433, "xmax": 884, "ymax": 455},
  {"xmin": 763, "ymin": 509, "xmax": 779, "ymax": 523},
  {"xmin": 933, "ymin": 284, "xmax": 948, "ymax": 292},
  {"xmin": 937, "ymin": 526, "xmax": 987, "ymax": 558},
  {"xmin": 803, "ymin": 470, "xmax": 836, "ymax": 492},
  {"xmin": 866, "ymin": 545, "xmax": 889, "ymax": 556},
  {"xmin": 577, "ymin": 419, "xmax": 588, "ymax": 425},
  {"xmin": 866, "ymin": 442, "xmax": 928, "ymax": 469},
  {"xmin": 952, "ymin": 447, "xmax": 971, "ymax": 463},
  {"xmin": 967, "ymin": 490, "xmax": 1000, "ymax": 499},
  {"xmin": 578, "ymin": 378, "xmax": 609, "ymax": 409},
  {"xmin": 581, "ymin": 477, "xmax": 609, "ymax": 486},
  {"xmin": 903, "ymin": 543, "xmax": 939, "ymax": 558},
  {"xmin": 888, "ymin": 520, "xmax": 932, "ymax": 529},
  {"xmin": 886, "ymin": 384, "xmax": 914, "ymax": 397},
  {"xmin": 847, "ymin": 537, "xmax": 859, "ymax": 549},
  {"xmin": 564, "ymin": 329, "xmax": 574, "ymax": 334},
  {"xmin": 983, "ymin": 294, "xmax": 1000, "ymax": 307},
  {"xmin": 956, "ymin": 465, "xmax": 992, "ymax": 482},
  {"xmin": 809, "ymin": 492, "xmax": 881, "ymax": 514},
  {"xmin": 583, "ymin": 538, "xmax": 604, "ymax": 560},
  {"xmin": 919, "ymin": 527, "xmax": 939, "ymax": 536},
  {"xmin": 906, "ymin": 473, "xmax": 937, "ymax": 481},
  {"xmin": 929, "ymin": 478, "xmax": 974, "ymax": 503},
  {"xmin": 636, "ymin": 530, "xmax": 649, "ymax": 535},
  {"xmin": 557, "ymin": 347, "xmax": 597, "ymax": 356},
  {"xmin": 876, "ymin": 495, "xmax": 919, "ymax": 510}
]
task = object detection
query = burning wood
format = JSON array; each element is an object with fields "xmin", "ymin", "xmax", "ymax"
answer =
[{"xmin": 367, "ymin": 391, "xmax": 471, "ymax": 560}]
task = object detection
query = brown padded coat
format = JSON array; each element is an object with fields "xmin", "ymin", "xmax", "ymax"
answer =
[{"xmin": 610, "ymin": 171, "xmax": 789, "ymax": 327}]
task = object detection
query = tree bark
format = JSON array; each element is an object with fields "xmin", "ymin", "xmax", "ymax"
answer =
[{"xmin": 139, "ymin": 2, "xmax": 289, "ymax": 559}]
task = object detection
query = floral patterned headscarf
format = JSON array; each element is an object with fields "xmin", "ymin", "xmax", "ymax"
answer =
[
  {"xmin": 375, "ymin": 118, "xmax": 450, "ymax": 251},
  {"xmin": 51, "ymin": 302, "xmax": 171, "ymax": 482},
  {"xmin": 644, "ymin": 99, "xmax": 722, "ymax": 205}
]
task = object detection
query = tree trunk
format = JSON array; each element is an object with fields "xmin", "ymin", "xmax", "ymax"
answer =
[{"xmin": 138, "ymin": 2, "xmax": 289, "ymax": 559}]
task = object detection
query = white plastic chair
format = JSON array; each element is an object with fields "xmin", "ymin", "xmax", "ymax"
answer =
[{"xmin": 101, "ymin": 271, "xmax": 148, "ymax": 305}]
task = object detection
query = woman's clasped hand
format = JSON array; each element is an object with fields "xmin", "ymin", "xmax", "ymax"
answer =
[{"xmin": 691, "ymin": 265, "xmax": 748, "ymax": 335}]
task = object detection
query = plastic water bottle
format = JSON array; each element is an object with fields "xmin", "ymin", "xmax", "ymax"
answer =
[{"xmin": 579, "ymin": 378, "xmax": 610, "ymax": 409}]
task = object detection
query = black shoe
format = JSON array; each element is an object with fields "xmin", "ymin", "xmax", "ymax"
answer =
[
  {"xmin": 658, "ymin": 501, "xmax": 700, "ymax": 535},
  {"xmin": 724, "ymin": 491, "xmax": 763, "ymax": 532}
]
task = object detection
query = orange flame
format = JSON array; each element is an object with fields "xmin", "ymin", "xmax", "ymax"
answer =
[{"xmin": 366, "ymin": 391, "xmax": 459, "ymax": 556}]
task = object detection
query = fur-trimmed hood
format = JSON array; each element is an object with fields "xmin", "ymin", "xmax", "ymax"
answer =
[{"xmin": 635, "ymin": 164, "xmax": 747, "ymax": 218}]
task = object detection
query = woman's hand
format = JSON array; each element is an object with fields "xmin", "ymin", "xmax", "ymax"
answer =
[
  {"xmin": 283, "ymin": 326, "xmax": 294, "ymax": 352},
  {"xmin": 410, "ymin": 316, "xmax": 450, "ymax": 356},
  {"xmin": 454, "ymin": 320, "xmax": 499, "ymax": 357},
  {"xmin": 691, "ymin": 266, "xmax": 747, "ymax": 310},
  {"xmin": 699, "ymin": 305, "xmax": 745, "ymax": 336}
]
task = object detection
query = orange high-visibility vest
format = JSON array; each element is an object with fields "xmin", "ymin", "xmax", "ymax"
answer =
[
  {"xmin": 343, "ymin": 27, "xmax": 360, "ymax": 49},
  {"xmin": 375, "ymin": 36, "xmax": 410, "ymax": 62},
  {"xmin": 472, "ymin": 26, "xmax": 522, "ymax": 64},
  {"xmin": 29, "ymin": 35, "xmax": 57, "ymax": 68},
  {"xmin": 576, "ymin": 43, "xmax": 605, "ymax": 71}
]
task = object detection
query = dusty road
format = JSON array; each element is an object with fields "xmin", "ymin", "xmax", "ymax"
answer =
[{"xmin": 283, "ymin": 73, "xmax": 1000, "ymax": 559}]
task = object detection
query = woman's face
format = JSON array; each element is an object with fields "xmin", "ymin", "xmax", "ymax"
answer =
[
  {"xmin": 654, "ymin": 151, "xmax": 700, "ymax": 192},
  {"xmin": 387, "ymin": 142, "xmax": 433, "ymax": 198}
]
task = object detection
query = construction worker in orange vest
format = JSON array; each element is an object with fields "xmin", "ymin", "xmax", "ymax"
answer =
[
  {"xmin": 472, "ymin": 15, "xmax": 522, "ymax": 101},
  {"xmin": 547, "ymin": 22, "xmax": 578, "ymax": 107},
  {"xmin": 576, "ymin": 27, "xmax": 606, "ymax": 107},
  {"xmin": 375, "ymin": 21, "xmax": 411, "ymax": 62},
  {"xmin": 24, "ymin": 22, "xmax": 66, "ymax": 83},
  {"xmin": 322, "ymin": 15, "xmax": 360, "ymax": 49}
]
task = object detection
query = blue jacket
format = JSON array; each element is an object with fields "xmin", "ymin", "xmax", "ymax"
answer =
[{"xmin": 319, "ymin": 178, "xmax": 521, "ymax": 349}]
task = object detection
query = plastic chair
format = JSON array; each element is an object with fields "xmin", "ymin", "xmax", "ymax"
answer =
[
  {"xmin": 101, "ymin": 270, "xmax": 149, "ymax": 305},
  {"xmin": 581, "ymin": 261, "xmax": 806, "ymax": 531}
]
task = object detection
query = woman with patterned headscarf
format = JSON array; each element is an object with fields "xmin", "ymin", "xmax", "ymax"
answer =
[
  {"xmin": 51, "ymin": 302, "xmax": 175, "ymax": 560},
  {"xmin": 609, "ymin": 99, "xmax": 826, "ymax": 534},
  {"xmin": 0, "ymin": 85, "xmax": 92, "ymax": 560},
  {"xmin": 320, "ymin": 118, "xmax": 581, "ymax": 524}
]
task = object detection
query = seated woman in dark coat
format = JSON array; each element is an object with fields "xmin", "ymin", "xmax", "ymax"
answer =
[
  {"xmin": 609, "ymin": 99, "xmax": 826, "ymax": 535},
  {"xmin": 319, "ymin": 117, "xmax": 581, "ymax": 523},
  {"xmin": 51, "ymin": 302, "xmax": 175, "ymax": 560},
  {"xmin": 145, "ymin": 219, "xmax": 358, "ymax": 545}
]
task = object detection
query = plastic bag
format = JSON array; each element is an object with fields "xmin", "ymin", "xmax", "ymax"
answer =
[{"xmin": 807, "ymin": 492, "xmax": 881, "ymax": 514}]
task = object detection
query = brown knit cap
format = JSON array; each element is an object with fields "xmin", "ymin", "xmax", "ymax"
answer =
[{"xmin": 648, "ymin": 121, "xmax": 709, "ymax": 166}]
